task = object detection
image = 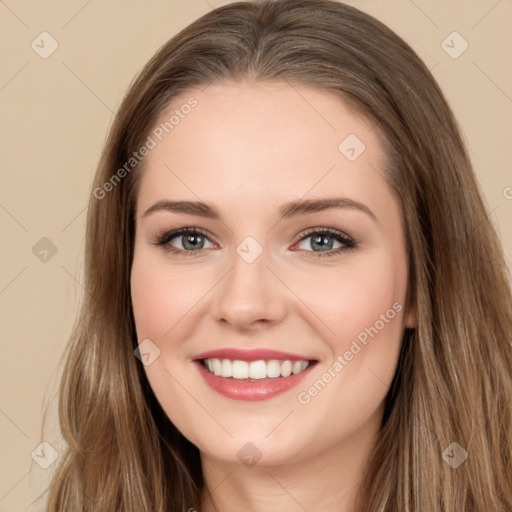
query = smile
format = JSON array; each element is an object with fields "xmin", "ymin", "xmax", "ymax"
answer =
[
  {"xmin": 202, "ymin": 358, "xmax": 310, "ymax": 380},
  {"xmin": 192, "ymin": 348, "xmax": 318, "ymax": 401}
]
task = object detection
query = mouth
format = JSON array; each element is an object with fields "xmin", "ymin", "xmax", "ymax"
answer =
[
  {"xmin": 193, "ymin": 357, "xmax": 318, "ymax": 401},
  {"xmin": 201, "ymin": 357, "xmax": 312, "ymax": 380}
]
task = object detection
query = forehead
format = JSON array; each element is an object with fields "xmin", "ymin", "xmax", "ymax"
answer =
[{"xmin": 136, "ymin": 81, "xmax": 390, "ymax": 213}]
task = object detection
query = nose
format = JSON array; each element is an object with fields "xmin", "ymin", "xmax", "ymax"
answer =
[{"xmin": 212, "ymin": 247, "xmax": 288, "ymax": 331}]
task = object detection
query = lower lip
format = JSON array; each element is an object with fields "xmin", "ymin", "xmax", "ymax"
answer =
[{"xmin": 194, "ymin": 360, "xmax": 316, "ymax": 401}]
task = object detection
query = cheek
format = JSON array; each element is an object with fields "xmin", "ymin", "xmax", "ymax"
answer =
[
  {"xmin": 297, "ymin": 255, "xmax": 406, "ymax": 348},
  {"xmin": 130, "ymin": 254, "xmax": 204, "ymax": 340},
  {"xmin": 130, "ymin": 255, "xmax": 201, "ymax": 431},
  {"xmin": 294, "ymin": 250, "xmax": 407, "ymax": 404},
  {"xmin": 290, "ymin": 266, "xmax": 406, "ymax": 442},
  {"xmin": 131, "ymin": 266, "xmax": 173, "ymax": 340}
]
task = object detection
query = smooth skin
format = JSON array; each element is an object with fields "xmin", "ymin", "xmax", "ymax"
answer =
[{"xmin": 130, "ymin": 81, "xmax": 415, "ymax": 512}]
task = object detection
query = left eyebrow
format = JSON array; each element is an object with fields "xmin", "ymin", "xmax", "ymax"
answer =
[{"xmin": 277, "ymin": 197, "xmax": 377, "ymax": 223}]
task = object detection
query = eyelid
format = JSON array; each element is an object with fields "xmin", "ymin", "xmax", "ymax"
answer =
[{"xmin": 294, "ymin": 226, "xmax": 353, "ymax": 242}]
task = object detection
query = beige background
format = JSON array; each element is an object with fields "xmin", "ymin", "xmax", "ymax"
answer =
[{"xmin": 1, "ymin": 1, "xmax": 511, "ymax": 510}]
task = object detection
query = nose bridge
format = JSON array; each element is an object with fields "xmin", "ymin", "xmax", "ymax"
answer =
[{"xmin": 213, "ymin": 238, "xmax": 287, "ymax": 328}]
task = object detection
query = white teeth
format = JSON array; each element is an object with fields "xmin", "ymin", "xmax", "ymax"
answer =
[
  {"xmin": 203, "ymin": 358, "xmax": 311, "ymax": 379},
  {"xmin": 248, "ymin": 360, "xmax": 267, "ymax": 379},
  {"xmin": 266, "ymin": 360, "xmax": 281, "ymax": 378},
  {"xmin": 212, "ymin": 358, "xmax": 222, "ymax": 376},
  {"xmin": 293, "ymin": 361, "xmax": 309, "ymax": 374},
  {"xmin": 280, "ymin": 360, "xmax": 292, "ymax": 377},
  {"xmin": 232, "ymin": 360, "xmax": 249, "ymax": 379},
  {"xmin": 221, "ymin": 359, "xmax": 231, "ymax": 377}
]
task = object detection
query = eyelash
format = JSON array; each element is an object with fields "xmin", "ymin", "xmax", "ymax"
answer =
[{"xmin": 151, "ymin": 226, "xmax": 356, "ymax": 258}]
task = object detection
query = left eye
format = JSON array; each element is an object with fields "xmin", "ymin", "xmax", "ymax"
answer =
[{"xmin": 295, "ymin": 229, "xmax": 354, "ymax": 254}]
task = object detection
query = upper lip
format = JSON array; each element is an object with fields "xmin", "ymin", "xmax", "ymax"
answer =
[{"xmin": 193, "ymin": 348, "xmax": 317, "ymax": 362}]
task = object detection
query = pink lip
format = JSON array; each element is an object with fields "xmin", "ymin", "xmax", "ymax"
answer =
[
  {"xmin": 193, "ymin": 359, "xmax": 317, "ymax": 401},
  {"xmin": 193, "ymin": 348, "xmax": 315, "ymax": 362}
]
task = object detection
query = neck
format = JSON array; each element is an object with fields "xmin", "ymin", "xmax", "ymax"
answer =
[{"xmin": 199, "ymin": 405, "xmax": 383, "ymax": 512}]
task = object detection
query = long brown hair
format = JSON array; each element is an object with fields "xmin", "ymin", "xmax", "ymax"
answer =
[{"xmin": 44, "ymin": 1, "xmax": 512, "ymax": 510}]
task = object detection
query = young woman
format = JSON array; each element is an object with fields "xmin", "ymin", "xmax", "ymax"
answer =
[{"xmin": 45, "ymin": 1, "xmax": 512, "ymax": 511}]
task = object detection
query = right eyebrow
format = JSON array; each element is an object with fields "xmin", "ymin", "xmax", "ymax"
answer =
[{"xmin": 142, "ymin": 200, "xmax": 221, "ymax": 220}]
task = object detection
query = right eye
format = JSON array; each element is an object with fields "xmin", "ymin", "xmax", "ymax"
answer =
[{"xmin": 153, "ymin": 227, "xmax": 217, "ymax": 255}]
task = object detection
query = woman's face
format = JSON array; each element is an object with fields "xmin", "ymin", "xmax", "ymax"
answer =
[{"xmin": 131, "ymin": 81, "xmax": 414, "ymax": 467}]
